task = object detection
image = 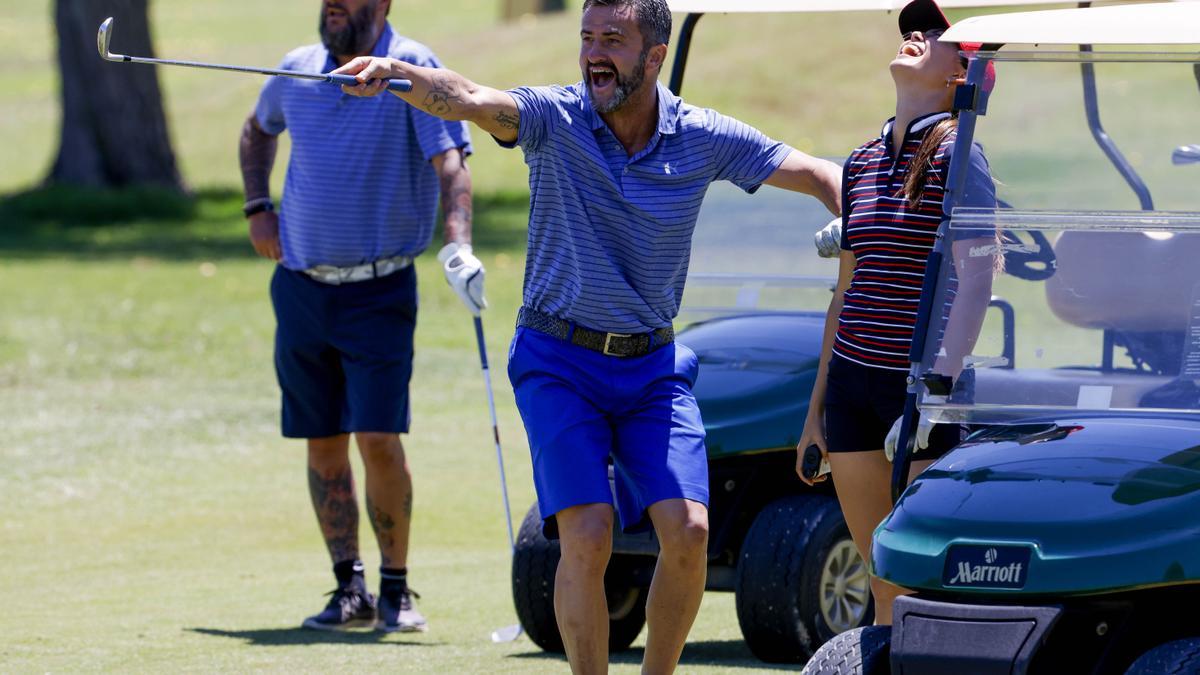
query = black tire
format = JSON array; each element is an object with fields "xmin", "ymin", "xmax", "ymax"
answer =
[
  {"xmin": 510, "ymin": 503, "xmax": 649, "ymax": 653},
  {"xmin": 800, "ymin": 625, "xmax": 892, "ymax": 675},
  {"xmin": 1125, "ymin": 638, "xmax": 1200, "ymax": 674},
  {"xmin": 735, "ymin": 494, "xmax": 874, "ymax": 663}
]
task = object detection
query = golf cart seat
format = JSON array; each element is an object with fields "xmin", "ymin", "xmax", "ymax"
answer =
[{"xmin": 1045, "ymin": 230, "xmax": 1200, "ymax": 333}]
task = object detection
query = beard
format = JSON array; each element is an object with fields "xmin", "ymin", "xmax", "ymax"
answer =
[
  {"xmin": 319, "ymin": 1, "xmax": 379, "ymax": 57},
  {"xmin": 588, "ymin": 47, "xmax": 648, "ymax": 114}
]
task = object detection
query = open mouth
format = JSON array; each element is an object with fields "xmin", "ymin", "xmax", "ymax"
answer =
[
  {"xmin": 589, "ymin": 65, "xmax": 617, "ymax": 90},
  {"xmin": 898, "ymin": 42, "xmax": 925, "ymax": 58}
]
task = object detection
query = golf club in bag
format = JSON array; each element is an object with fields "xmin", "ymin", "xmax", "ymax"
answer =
[
  {"xmin": 472, "ymin": 316, "xmax": 523, "ymax": 643},
  {"xmin": 96, "ymin": 17, "xmax": 412, "ymax": 92}
]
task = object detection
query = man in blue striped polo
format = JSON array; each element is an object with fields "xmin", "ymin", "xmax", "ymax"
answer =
[
  {"xmin": 238, "ymin": 0, "xmax": 484, "ymax": 634},
  {"xmin": 336, "ymin": 0, "xmax": 840, "ymax": 669}
]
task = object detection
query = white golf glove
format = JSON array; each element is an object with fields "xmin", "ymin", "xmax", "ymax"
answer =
[
  {"xmin": 814, "ymin": 217, "xmax": 843, "ymax": 258},
  {"xmin": 884, "ymin": 413, "xmax": 933, "ymax": 462},
  {"xmin": 437, "ymin": 242, "xmax": 487, "ymax": 316}
]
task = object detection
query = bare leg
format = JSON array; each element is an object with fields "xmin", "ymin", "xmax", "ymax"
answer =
[
  {"xmin": 554, "ymin": 503, "xmax": 615, "ymax": 675},
  {"xmin": 642, "ymin": 499, "xmax": 709, "ymax": 675},
  {"xmin": 307, "ymin": 434, "xmax": 359, "ymax": 564},
  {"xmin": 827, "ymin": 451, "xmax": 933, "ymax": 625},
  {"xmin": 356, "ymin": 432, "xmax": 412, "ymax": 569}
]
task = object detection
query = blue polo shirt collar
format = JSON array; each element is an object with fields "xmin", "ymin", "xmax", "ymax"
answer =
[{"xmin": 581, "ymin": 81, "xmax": 683, "ymax": 136}]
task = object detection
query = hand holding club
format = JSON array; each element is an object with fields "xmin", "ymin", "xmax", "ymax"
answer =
[{"xmin": 438, "ymin": 243, "xmax": 487, "ymax": 316}]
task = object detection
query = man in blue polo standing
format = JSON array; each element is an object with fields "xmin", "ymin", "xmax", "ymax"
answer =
[
  {"xmin": 238, "ymin": 0, "xmax": 483, "ymax": 634},
  {"xmin": 336, "ymin": 0, "xmax": 840, "ymax": 670}
]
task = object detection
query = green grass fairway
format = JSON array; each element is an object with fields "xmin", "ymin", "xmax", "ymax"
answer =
[{"xmin": 0, "ymin": 193, "xmax": 787, "ymax": 673}]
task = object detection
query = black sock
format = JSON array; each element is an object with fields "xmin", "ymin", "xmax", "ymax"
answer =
[
  {"xmin": 334, "ymin": 559, "xmax": 366, "ymax": 590},
  {"xmin": 380, "ymin": 566, "xmax": 407, "ymax": 597}
]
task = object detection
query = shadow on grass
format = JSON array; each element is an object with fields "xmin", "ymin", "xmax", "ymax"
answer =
[
  {"xmin": 187, "ymin": 626, "xmax": 445, "ymax": 647},
  {"xmin": 0, "ymin": 185, "xmax": 530, "ymax": 260},
  {"xmin": 509, "ymin": 639, "xmax": 796, "ymax": 671}
]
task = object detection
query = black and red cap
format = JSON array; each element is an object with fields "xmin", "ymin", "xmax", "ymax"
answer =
[
  {"xmin": 898, "ymin": 0, "xmax": 996, "ymax": 92},
  {"xmin": 898, "ymin": 0, "xmax": 951, "ymax": 36}
]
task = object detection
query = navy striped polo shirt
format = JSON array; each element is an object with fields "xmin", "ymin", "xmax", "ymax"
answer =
[
  {"xmin": 255, "ymin": 24, "xmax": 472, "ymax": 271},
  {"xmin": 500, "ymin": 82, "xmax": 793, "ymax": 334},
  {"xmin": 834, "ymin": 112, "xmax": 995, "ymax": 371}
]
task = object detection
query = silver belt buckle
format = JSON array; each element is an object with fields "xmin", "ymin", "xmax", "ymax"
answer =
[{"xmin": 603, "ymin": 332, "xmax": 632, "ymax": 356}]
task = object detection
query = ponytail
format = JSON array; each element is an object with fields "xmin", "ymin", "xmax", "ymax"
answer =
[{"xmin": 901, "ymin": 116, "xmax": 957, "ymax": 207}]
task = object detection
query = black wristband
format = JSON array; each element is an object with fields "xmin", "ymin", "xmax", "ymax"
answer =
[{"xmin": 243, "ymin": 199, "xmax": 274, "ymax": 218}]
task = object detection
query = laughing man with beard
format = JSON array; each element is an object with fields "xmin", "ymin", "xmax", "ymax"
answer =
[
  {"xmin": 238, "ymin": 0, "xmax": 480, "ymax": 634},
  {"xmin": 337, "ymin": 0, "xmax": 841, "ymax": 671}
]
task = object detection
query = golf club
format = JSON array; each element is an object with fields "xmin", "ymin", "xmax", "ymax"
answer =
[
  {"xmin": 1172, "ymin": 144, "xmax": 1200, "ymax": 165},
  {"xmin": 96, "ymin": 17, "xmax": 412, "ymax": 92},
  {"xmin": 472, "ymin": 316, "xmax": 524, "ymax": 643}
]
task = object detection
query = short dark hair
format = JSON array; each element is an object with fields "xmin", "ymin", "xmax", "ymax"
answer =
[{"xmin": 582, "ymin": 0, "xmax": 672, "ymax": 49}]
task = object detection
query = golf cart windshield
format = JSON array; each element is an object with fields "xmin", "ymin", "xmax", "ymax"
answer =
[
  {"xmin": 680, "ymin": 182, "xmax": 840, "ymax": 320},
  {"xmin": 916, "ymin": 49, "xmax": 1200, "ymax": 423}
]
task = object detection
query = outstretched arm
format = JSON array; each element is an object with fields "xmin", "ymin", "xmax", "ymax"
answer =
[
  {"xmin": 333, "ymin": 57, "xmax": 520, "ymax": 144},
  {"xmin": 764, "ymin": 150, "xmax": 842, "ymax": 218}
]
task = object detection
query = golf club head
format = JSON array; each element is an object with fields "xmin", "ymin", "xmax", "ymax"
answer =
[
  {"xmin": 1172, "ymin": 145, "xmax": 1200, "ymax": 166},
  {"xmin": 490, "ymin": 623, "xmax": 523, "ymax": 643},
  {"xmin": 97, "ymin": 17, "xmax": 121, "ymax": 61}
]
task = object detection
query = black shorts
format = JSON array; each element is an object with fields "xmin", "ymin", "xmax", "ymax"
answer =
[{"xmin": 824, "ymin": 354, "xmax": 961, "ymax": 458}]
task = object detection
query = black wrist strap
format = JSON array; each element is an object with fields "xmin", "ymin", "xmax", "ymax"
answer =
[{"xmin": 243, "ymin": 199, "xmax": 274, "ymax": 218}]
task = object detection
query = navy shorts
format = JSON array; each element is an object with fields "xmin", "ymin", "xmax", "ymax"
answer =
[
  {"xmin": 824, "ymin": 354, "xmax": 961, "ymax": 458},
  {"xmin": 269, "ymin": 265, "xmax": 417, "ymax": 438},
  {"xmin": 507, "ymin": 326, "xmax": 709, "ymax": 538}
]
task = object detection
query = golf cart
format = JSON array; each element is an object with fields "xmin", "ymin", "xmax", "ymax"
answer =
[
  {"xmin": 508, "ymin": 0, "xmax": 1062, "ymax": 664},
  {"xmin": 800, "ymin": 2, "xmax": 1200, "ymax": 673}
]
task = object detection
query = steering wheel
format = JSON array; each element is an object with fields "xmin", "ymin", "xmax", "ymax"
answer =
[
  {"xmin": 989, "ymin": 199, "xmax": 1056, "ymax": 281},
  {"xmin": 999, "ymin": 229, "xmax": 1056, "ymax": 281}
]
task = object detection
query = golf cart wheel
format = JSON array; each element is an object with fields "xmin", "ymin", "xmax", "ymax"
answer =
[
  {"xmin": 1125, "ymin": 638, "xmax": 1200, "ymax": 674},
  {"xmin": 511, "ymin": 503, "xmax": 649, "ymax": 653},
  {"xmin": 800, "ymin": 625, "xmax": 891, "ymax": 675},
  {"xmin": 735, "ymin": 494, "xmax": 873, "ymax": 663}
]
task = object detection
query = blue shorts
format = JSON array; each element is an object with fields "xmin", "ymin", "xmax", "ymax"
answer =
[
  {"xmin": 269, "ymin": 265, "xmax": 417, "ymax": 438},
  {"xmin": 507, "ymin": 326, "xmax": 709, "ymax": 538}
]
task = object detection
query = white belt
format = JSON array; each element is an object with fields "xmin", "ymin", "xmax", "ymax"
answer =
[{"xmin": 304, "ymin": 254, "xmax": 414, "ymax": 285}]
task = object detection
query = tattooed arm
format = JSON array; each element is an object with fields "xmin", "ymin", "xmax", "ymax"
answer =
[
  {"xmin": 431, "ymin": 147, "xmax": 473, "ymax": 246},
  {"xmin": 238, "ymin": 113, "xmax": 282, "ymax": 260},
  {"xmin": 331, "ymin": 58, "xmax": 520, "ymax": 144}
]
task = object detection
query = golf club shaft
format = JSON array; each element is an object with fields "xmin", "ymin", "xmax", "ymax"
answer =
[
  {"xmin": 474, "ymin": 316, "xmax": 516, "ymax": 552},
  {"xmin": 112, "ymin": 54, "xmax": 413, "ymax": 92}
]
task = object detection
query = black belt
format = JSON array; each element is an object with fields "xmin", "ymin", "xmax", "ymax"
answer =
[{"xmin": 517, "ymin": 307, "xmax": 674, "ymax": 358}]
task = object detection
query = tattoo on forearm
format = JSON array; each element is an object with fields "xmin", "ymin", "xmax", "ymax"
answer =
[
  {"xmin": 439, "ymin": 154, "xmax": 473, "ymax": 243},
  {"xmin": 308, "ymin": 466, "xmax": 359, "ymax": 563},
  {"xmin": 238, "ymin": 117, "xmax": 277, "ymax": 201},
  {"xmin": 422, "ymin": 74, "xmax": 462, "ymax": 116},
  {"xmin": 403, "ymin": 490, "xmax": 413, "ymax": 519},
  {"xmin": 493, "ymin": 110, "xmax": 518, "ymax": 130}
]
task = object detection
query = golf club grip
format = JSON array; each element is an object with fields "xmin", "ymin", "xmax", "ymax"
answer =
[{"xmin": 326, "ymin": 73, "xmax": 413, "ymax": 92}]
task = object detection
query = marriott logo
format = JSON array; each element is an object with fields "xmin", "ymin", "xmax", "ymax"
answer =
[{"xmin": 948, "ymin": 561, "xmax": 1024, "ymax": 586}]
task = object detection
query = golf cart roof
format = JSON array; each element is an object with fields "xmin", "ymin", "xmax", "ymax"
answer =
[
  {"xmin": 943, "ymin": 1, "xmax": 1200, "ymax": 45},
  {"xmin": 667, "ymin": 0, "xmax": 1061, "ymax": 13}
]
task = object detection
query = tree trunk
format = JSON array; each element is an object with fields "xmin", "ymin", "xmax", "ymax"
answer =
[{"xmin": 49, "ymin": 0, "xmax": 184, "ymax": 190}]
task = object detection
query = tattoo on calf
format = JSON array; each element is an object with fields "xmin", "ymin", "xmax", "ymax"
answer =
[
  {"xmin": 308, "ymin": 466, "xmax": 359, "ymax": 563},
  {"xmin": 493, "ymin": 111, "xmax": 518, "ymax": 130},
  {"xmin": 423, "ymin": 74, "xmax": 461, "ymax": 116},
  {"xmin": 366, "ymin": 494, "xmax": 397, "ymax": 566}
]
